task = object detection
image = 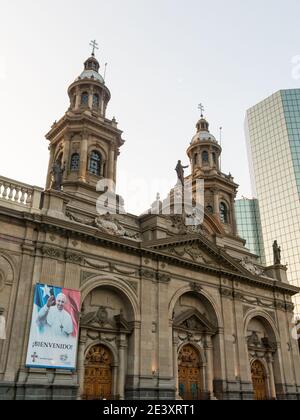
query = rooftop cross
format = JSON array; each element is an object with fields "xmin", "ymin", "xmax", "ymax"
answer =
[
  {"xmin": 198, "ymin": 103, "xmax": 205, "ymax": 118},
  {"xmin": 90, "ymin": 40, "xmax": 99, "ymax": 56}
]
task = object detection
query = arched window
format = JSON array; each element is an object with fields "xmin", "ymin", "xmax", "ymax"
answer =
[
  {"xmin": 81, "ymin": 92, "xmax": 89, "ymax": 106},
  {"xmin": 220, "ymin": 202, "xmax": 229, "ymax": 224},
  {"xmin": 212, "ymin": 152, "xmax": 217, "ymax": 165},
  {"xmin": 89, "ymin": 151, "xmax": 102, "ymax": 176},
  {"xmin": 202, "ymin": 151, "xmax": 209, "ymax": 164},
  {"xmin": 93, "ymin": 93, "xmax": 100, "ymax": 108},
  {"xmin": 70, "ymin": 153, "xmax": 80, "ymax": 171},
  {"xmin": 194, "ymin": 154, "xmax": 198, "ymax": 165},
  {"xmin": 206, "ymin": 205, "xmax": 213, "ymax": 214}
]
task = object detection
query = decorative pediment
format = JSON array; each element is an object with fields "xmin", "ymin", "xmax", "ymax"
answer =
[
  {"xmin": 146, "ymin": 236, "xmax": 263, "ymax": 280},
  {"xmin": 174, "ymin": 309, "xmax": 217, "ymax": 334},
  {"xmin": 80, "ymin": 306, "xmax": 132, "ymax": 333},
  {"xmin": 165, "ymin": 242, "xmax": 216, "ymax": 266}
]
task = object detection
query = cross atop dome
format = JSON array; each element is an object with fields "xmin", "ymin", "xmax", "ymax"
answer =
[
  {"xmin": 90, "ymin": 40, "xmax": 99, "ymax": 57},
  {"xmin": 198, "ymin": 103, "xmax": 205, "ymax": 118}
]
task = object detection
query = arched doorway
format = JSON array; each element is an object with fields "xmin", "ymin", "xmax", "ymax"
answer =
[
  {"xmin": 83, "ymin": 345, "xmax": 113, "ymax": 400},
  {"xmin": 251, "ymin": 360, "xmax": 267, "ymax": 400},
  {"xmin": 178, "ymin": 344, "xmax": 203, "ymax": 400}
]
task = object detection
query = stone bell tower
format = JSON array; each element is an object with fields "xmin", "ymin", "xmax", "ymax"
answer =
[
  {"xmin": 187, "ymin": 112, "xmax": 239, "ymax": 236},
  {"xmin": 45, "ymin": 43, "xmax": 124, "ymax": 206}
]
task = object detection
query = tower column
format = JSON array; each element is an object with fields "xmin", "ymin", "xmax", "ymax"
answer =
[
  {"xmin": 79, "ymin": 131, "xmax": 89, "ymax": 182},
  {"xmin": 213, "ymin": 189, "xmax": 219, "ymax": 217},
  {"xmin": 63, "ymin": 134, "xmax": 71, "ymax": 181},
  {"xmin": 88, "ymin": 87, "xmax": 93, "ymax": 109},
  {"xmin": 108, "ymin": 148, "xmax": 115, "ymax": 181},
  {"xmin": 75, "ymin": 86, "xmax": 81, "ymax": 110}
]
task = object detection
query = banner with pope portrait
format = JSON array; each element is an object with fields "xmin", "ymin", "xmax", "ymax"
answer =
[{"xmin": 26, "ymin": 283, "xmax": 81, "ymax": 370}]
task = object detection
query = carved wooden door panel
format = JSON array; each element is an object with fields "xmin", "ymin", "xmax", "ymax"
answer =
[
  {"xmin": 84, "ymin": 345, "xmax": 112, "ymax": 400},
  {"xmin": 178, "ymin": 345, "xmax": 202, "ymax": 400},
  {"xmin": 251, "ymin": 360, "xmax": 267, "ymax": 400}
]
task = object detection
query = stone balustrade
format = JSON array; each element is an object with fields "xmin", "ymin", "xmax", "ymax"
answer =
[{"xmin": 0, "ymin": 175, "xmax": 43, "ymax": 211}]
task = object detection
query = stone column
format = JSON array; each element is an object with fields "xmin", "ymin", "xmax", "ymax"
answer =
[
  {"xmin": 213, "ymin": 189, "xmax": 219, "ymax": 217},
  {"xmin": 204, "ymin": 335, "xmax": 214, "ymax": 398},
  {"xmin": 113, "ymin": 151, "xmax": 118, "ymax": 185},
  {"xmin": 79, "ymin": 131, "xmax": 89, "ymax": 182},
  {"xmin": 108, "ymin": 148, "xmax": 115, "ymax": 182},
  {"xmin": 63, "ymin": 134, "xmax": 71, "ymax": 181},
  {"xmin": 73, "ymin": 87, "xmax": 79, "ymax": 110},
  {"xmin": 77, "ymin": 329, "xmax": 87, "ymax": 399},
  {"xmin": 230, "ymin": 197, "xmax": 238, "ymax": 235},
  {"xmin": 88, "ymin": 87, "xmax": 93, "ymax": 109},
  {"xmin": 266, "ymin": 353, "xmax": 277, "ymax": 400},
  {"xmin": 112, "ymin": 364, "xmax": 118, "ymax": 399},
  {"xmin": 117, "ymin": 334, "xmax": 127, "ymax": 400},
  {"xmin": 173, "ymin": 333, "xmax": 179, "ymax": 396}
]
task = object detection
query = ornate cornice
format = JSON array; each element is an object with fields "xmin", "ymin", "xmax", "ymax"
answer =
[{"xmin": 1, "ymin": 207, "xmax": 299, "ymax": 297}]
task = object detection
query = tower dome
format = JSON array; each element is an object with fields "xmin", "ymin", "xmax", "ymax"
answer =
[
  {"xmin": 67, "ymin": 49, "xmax": 110, "ymax": 118},
  {"xmin": 187, "ymin": 115, "xmax": 222, "ymax": 175},
  {"xmin": 191, "ymin": 117, "xmax": 218, "ymax": 144},
  {"xmin": 76, "ymin": 55, "xmax": 105, "ymax": 84}
]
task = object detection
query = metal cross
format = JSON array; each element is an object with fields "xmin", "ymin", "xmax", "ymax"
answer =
[
  {"xmin": 90, "ymin": 40, "xmax": 99, "ymax": 56},
  {"xmin": 198, "ymin": 103, "xmax": 205, "ymax": 118}
]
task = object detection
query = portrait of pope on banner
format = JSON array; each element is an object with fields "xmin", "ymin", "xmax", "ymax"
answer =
[{"xmin": 26, "ymin": 284, "xmax": 81, "ymax": 370}]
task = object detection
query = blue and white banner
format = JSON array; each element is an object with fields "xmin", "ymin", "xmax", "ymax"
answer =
[{"xmin": 26, "ymin": 284, "xmax": 81, "ymax": 370}]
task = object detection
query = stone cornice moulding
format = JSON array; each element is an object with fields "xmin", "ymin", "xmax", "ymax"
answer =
[{"xmin": 1, "ymin": 207, "xmax": 299, "ymax": 297}]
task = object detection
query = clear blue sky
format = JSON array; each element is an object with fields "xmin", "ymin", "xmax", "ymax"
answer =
[{"xmin": 1, "ymin": 0, "xmax": 300, "ymax": 214}]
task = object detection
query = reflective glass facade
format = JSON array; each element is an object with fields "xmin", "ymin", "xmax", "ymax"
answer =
[
  {"xmin": 235, "ymin": 198, "xmax": 266, "ymax": 264},
  {"xmin": 246, "ymin": 89, "xmax": 300, "ymax": 315}
]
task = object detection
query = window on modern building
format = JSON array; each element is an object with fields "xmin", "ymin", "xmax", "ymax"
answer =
[
  {"xmin": 70, "ymin": 153, "xmax": 80, "ymax": 171},
  {"xmin": 220, "ymin": 202, "xmax": 229, "ymax": 224},
  {"xmin": 81, "ymin": 92, "xmax": 89, "ymax": 106},
  {"xmin": 202, "ymin": 151, "xmax": 209, "ymax": 164},
  {"xmin": 89, "ymin": 151, "xmax": 102, "ymax": 176},
  {"xmin": 93, "ymin": 94, "xmax": 100, "ymax": 108}
]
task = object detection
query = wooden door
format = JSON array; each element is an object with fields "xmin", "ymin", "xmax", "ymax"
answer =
[
  {"xmin": 178, "ymin": 345, "xmax": 203, "ymax": 400},
  {"xmin": 83, "ymin": 345, "xmax": 113, "ymax": 400},
  {"xmin": 251, "ymin": 360, "xmax": 267, "ymax": 400}
]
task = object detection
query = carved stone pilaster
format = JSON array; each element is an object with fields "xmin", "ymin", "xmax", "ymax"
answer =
[
  {"xmin": 285, "ymin": 303, "xmax": 295, "ymax": 312},
  {"xmin": 157, "ymin": 272, "xmax": 171, "ymax": 283},
  {"xmin": 274, "ymin": 300, "xmax": 285, "ymax": 311},
  {"xmin": 233, "ymin": 291, "xmax": 244, "ymax": 301},
  {"xmin": 220, "ymin": 287, "xmax": 233, "ymax": 298}
]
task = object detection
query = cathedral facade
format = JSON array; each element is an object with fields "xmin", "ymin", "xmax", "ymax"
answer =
[{"xmin": 0, "ymin": 51, "xmax": 300, "ymax": 400}]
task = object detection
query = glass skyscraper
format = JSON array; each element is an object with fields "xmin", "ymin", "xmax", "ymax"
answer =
[
  {"xmin": 235, "ymin": 198, "xmax": 266, "ymax": 264},
  {"xmin": 246, "ymin": 89, "xmax": 300, "ymax": 314}
]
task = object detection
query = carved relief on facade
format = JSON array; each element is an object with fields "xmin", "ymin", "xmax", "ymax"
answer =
[{"xmin": 164, "ymin": 242, "xmax": 215, "ymax": 265}]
